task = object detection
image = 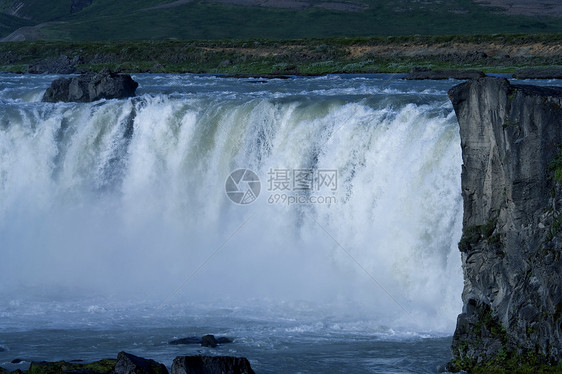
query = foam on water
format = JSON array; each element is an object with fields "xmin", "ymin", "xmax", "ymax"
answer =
[{"xmin": 0, "ymin": 74, "xmax": 467, "ymax": 372}]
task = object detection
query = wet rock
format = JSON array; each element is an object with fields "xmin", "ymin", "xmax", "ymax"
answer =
[
  {"xmin": 404, "ymin": 67, "xmax": 485, "ymax": 80},
  {"xmin": 171, "ymin": 355, "xmax": 254, "ymax": 374},
  {"xmin": 42, "ymin": 70, "xmax": 138, "ymax": 103},
  {"xmin": 169, "ymin": 337, "xmax": 203, "ymax": 345},
  {"xmin": 200, "ymin": 335, "xmax": 218, "ymax": 348},
  {"xmin": 513, "ymin": 68, "xmax": 562, "ymax": 79},
  {"xmin": 114, "ymin": 352, "xmax": 168, "ymax": 374},
  {"xmin": 169, "ymin": 335, "xmax": 233, "ymax": 347},
  {"xmin": 28, "ymin": 55, "xmax": 83, "ymax": 74},
  {"xmin": 447, "ymin": 77, "xmax": 562, "ymax": 372}
]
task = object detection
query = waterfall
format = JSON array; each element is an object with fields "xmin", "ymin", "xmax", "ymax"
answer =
[{"xmin": 0, "ymin": 75, "xmax": 463, "ymax": 333}]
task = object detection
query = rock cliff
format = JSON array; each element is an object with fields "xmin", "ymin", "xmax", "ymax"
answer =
[{"xmin": 447, "ymin": 77, "xmax": 562, "ymax": 372}]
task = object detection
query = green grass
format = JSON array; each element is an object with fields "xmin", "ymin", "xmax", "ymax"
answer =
[
  {"xmin": 0, "ymin": 34, "xmax": 560, "ymax": 74},
  {"xmin": 0, "ymin": 12, "xmax": 33, "ymax": 36},
  {"xmin": 1, "ymin": 0, "xmax": 562, "ymax": 41}
]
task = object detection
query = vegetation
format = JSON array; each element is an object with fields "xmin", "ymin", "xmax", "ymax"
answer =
[
  {"xmin": 450, "ymin": 304, "xmax": 562, "ymax": 374},
  {"xmin": 0, "ymin": 0, "xmax": 561, "ymax": 41},
  {"xmin": 458, "ymin": 218, "xmax": 499, "ymax": 252},
  {"xmin": 0, "ymin": 34, "xmax": 561, "ymax": 74},
  {"xmin": 27, "ymin": 359, "xmax": 116, "ymax": 374}
]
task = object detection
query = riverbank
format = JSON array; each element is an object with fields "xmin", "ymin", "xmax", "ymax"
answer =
[{"xmin": 1, "ymin": 34, "xmax": 561, "ymax": 75}]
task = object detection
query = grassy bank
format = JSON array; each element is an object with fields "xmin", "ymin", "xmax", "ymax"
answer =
[
  {"xmin": 1, "ymin": 34, "xmax": 561, "ymax": 74},
  {"xmin": 1, "ymin": 0, "xmax": 562, "ymax": 41}
]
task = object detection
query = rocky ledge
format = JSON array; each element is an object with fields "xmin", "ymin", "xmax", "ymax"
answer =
[
  {"xmin": 447, "ymin": 77, "xmax": 562, "ymax": 372},
  {"xmin": 404, "ymin": 67, "xmax": 485, "ymax": 80},
  {"xmin": 513, "ymin": 68, "xmax": 562, "ymax": 80},
  {"xmin": 42, "ymin": 70, "xmax": 138, "ymax": 103},
  {"xmin": 0, "ymin": 352, "xmax": 254, "ymax": 374}
]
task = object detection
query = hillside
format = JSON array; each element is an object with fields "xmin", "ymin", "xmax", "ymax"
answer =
[{"xmin": 0, "ymin": 0, "xmax": 561, "ymax": 41}]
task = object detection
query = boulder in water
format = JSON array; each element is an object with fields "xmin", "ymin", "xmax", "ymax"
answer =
[
  {"xmin": 200, "ymin": 335, "xmax": 218, "ymax": 348},
  {"xmin": 114, "ymin": 351, "xmax": 168, "ymax": 374},
  {"xmin": 171, "ymin": 355, "xmax": 254, "ymax": 374},
  {"xmin": 169, "ymin": 335, "xmax": 233, "ymax": 347},
  {"xmin": 42, "ymin": 70, "xmax": 138, "ymax": 103}
]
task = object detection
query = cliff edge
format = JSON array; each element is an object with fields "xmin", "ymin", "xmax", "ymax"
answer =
[{"xmin": 447, "ymin": 77, "xmax": 562, "ymax": 372}]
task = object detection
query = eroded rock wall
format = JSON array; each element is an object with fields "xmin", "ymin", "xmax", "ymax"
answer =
[{"xmin": 448, "ymin": 77, "xmax": 562, "ymax": 371}]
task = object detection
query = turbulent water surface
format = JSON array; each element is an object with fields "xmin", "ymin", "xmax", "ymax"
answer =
[{"xmin": 0, "ymin": 73, "xmax": 477, "ymax": 373}]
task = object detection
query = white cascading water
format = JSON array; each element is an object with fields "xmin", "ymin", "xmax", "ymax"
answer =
[{"xmin": 0, "ymin": 75, "xmax": 463, "ymax": 336}]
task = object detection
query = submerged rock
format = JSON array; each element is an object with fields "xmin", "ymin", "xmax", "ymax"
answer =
[
  {"xmin": 169, "ymin": 335, "xmax": 233, "ymax": 347},
  {"xmin": 404, "ymin": 67, "xmax": 485, "ymax": 80},
  {"xmin": 114, "ymin": 351, "xmax": 168, "ymax": 374},
  {"xmin": 42, "ymin": 70, "xmax": 138, "ymax": 103},
  {"xmin": 447, "ymin": 77, "xmax": 562, "ymax": 372},
  {"xmin": 171, "ymin": 355, "xmax": 254, "ymax": 374},
  {"xmin": 169, "ymin": 337, "xmax": 203, "ymax": 345},
  {"xmin": 513, "ymin": 68, "xmax": 562, "ymax": 79}
]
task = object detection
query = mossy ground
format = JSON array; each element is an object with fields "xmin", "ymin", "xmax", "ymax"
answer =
[
  {"xmin": 0, "ymin": 34, "xmax": 561, "ymax": 74},
  {"xmin": 27, "ymin": 359, "xmax": 116, "ymax": 374}
]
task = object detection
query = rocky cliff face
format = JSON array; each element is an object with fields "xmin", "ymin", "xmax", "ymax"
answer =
[{"xmin": 447, "ymin": 77, "xmax": 562, "ymax": 372}]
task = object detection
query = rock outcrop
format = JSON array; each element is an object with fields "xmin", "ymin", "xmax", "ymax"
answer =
[
  {"xmin": 14, "ymin": 353, "xmax": 254, "ymax": 374},
  {"xmin": 447, "ymin": 77, "xmax": 562, "ymax": 372},
  {"xmin": 28, "ymin": 55, "xmax": 83, "ymax": 74},
  {"xmin": 171, "ymin": 355, "xmax": 255, "ymax": 374},
  {"xmin": 114, "ymin": 351, "xmax": 168, "ymax": 374},
  {"xmin": 42, "ymin": 70, "xmax": 138, "ymax": 103},
  {"xmin": 513, "ymin": 68, "xmax": 562, "ymax": 80},
  {"xmin": 27, "ymin": 358, "xmax": 117, "ymax": 373},
  {"xmin": 404, "ymin": 67, "xmax": 485, "ymax": 80}
]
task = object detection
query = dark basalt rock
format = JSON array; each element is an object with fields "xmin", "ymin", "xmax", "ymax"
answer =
[
  {"xmin": 169, "ymin": 337, "xmax": 203, "ymax": 345},
  {"xmin": 404, "ymin": 67, "xmax": 485, "ymax": 80},
  {"xmin": 171, "ymin": 355, "xmax": 254, "ymax": 374},
  {"xmin": 42, "ymin": 70, "xmax": 138, "ymax": 103},
  {"xmin": 447, "ymin": 77, "xmax": 562, "ymax": 372},
  {"xmin": 200, "ymin": 335, "xmax": 218, "ymax": 348},
  {"xmin": 28, "ymin": 55, "xmax": 83, "ymax": 74},
  {"xmin": 114, "ymin": 351, "xmax": 168, "ymax": 374},
  {"xmin": 513, "ymin": 68, "xmax": 562, "ymax": 80},
  {"xmin": 169, "ymin": 335, "xmax": 233, "ymax": 347}
]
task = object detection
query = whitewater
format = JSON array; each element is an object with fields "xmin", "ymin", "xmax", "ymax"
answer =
[{"xmin": 0, "ymin": 73, "xmax": 465, "ymax": 373}]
